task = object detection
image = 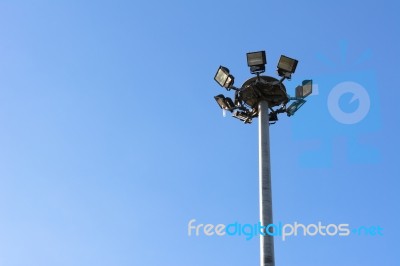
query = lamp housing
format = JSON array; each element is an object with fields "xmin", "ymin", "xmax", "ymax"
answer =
[
  {"xmin": 233, "ymin": 110, "xmax": 252, "ymax": 123},
  {"xmin": 277, "ymin": 55, "xmax": 298, "ymax": 78},
  {"xmin": 247, "ymin": 51, "xmax": 267, "ymax": 74},
  {"xmin": 214, "ymin": 66, "xmax": 234, "ymax": 88},
  {"xmin": 214, "ymin": 94, "xmax": 235, "ymax": 110},
  {"xmin": 286, "ymin": 99, "xmax": 305, "ymax": 116},
  {"xmin": 295, "ymin": 80, "xmax": 313, "ymax": 98}
]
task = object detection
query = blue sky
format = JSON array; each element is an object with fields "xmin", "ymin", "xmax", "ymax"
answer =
[{"xmin": 0, "ymin": 0, "xmax": 399, "ymax": 265}]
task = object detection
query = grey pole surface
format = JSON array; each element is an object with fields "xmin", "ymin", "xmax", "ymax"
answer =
[{"xmin": 258, "ymin": 100, "xmax": 275, "ymax": 266}]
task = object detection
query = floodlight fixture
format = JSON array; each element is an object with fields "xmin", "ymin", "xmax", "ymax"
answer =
[
  {"xmin": 233, "ymin": 110, "xmax": 252, "ymax": 123},
  {"xmin": 214, "ymin": 66, "xmax": 234, "ymax": 89},
  {"xmin": 277, "ymin": 55, "xmax": 298, "ymax": 78},
  {"xmin": 286, "ymin": 99, "xmax": 305, "ymax": 116},
  {"xmin": 269, "ymin": 112, "xmax": 278, "ymax": 123},
  {"xmin": 247, "ymin": 51, "xmax": 267, "ymax": 74},
  {"xmin": 214, "ymin": 94, "xmax": 235, "ymax": 110},
  {"xmin": 295, "ymin": 80, "xmax": 313, "ymax": 98}
]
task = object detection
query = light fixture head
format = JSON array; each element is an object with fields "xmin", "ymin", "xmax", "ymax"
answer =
[
  {"xmin": 286, "ymin": 99, "xmax": 305, "ymax": 116},
  {"xmin": 233, "ymin": 110, "xmax": 252, "ymax": 123},
  {"xmin": 214, "ymin": 94, "xmax": 235, "ymax": 110},
  {"xmin": 269, "ymin": 112, "xmax": 278, "ymax": 123},
  {"xmin": 214, "ymin": 66, "xmax": 234, "ymax": 89},
  {"xmin": 296, "ymin": 80, "xmax": 313, "ymax": 98},
  {"xmin": 247, "ymin": 51, "xmax": 266, "ymax": 74},
  {"xmin": 277, "ymin": 55, "xmax": 298, "ymax": 78}
]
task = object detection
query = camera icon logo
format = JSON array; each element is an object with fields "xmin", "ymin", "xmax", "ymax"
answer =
[{"xmin": 327, "ymin": 81, "xmax": 370, "ymax": 125}]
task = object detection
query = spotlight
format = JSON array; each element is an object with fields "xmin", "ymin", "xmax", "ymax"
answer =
[
  {"xmin": 269, "ymin": 112, "xmax": 278, "ymax": 123},
  {"xmin": 247, "ymin": 51, "xmax": 267, "ymax": 74},
  {"xmin": 286, "ymin": 99, "xmax": 305, "ymax": 117},
  {"xmin": 302, "ymin": 80, "xmax": 312, "ymax": 97},
  {"xmin": 214, "ymin": 66, "xmax": 234, "ymax": 89},
  {"xmin": 277, "ymin": 55, "xmax": 298, "ymax": 78},
  {"xmin": 295, "ymin": 80, "xmax": 313, "ymax": 98},
  {"xmin": 214, "ymin": 94, "xmax": 235, "ymax": 110},
  {"xmin": 233, "ymin": 110, "xmax": 252, "ymax": 123}
]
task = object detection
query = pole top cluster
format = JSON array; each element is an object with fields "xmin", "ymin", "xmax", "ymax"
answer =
[{"xmin": 213, "ymin": 50, "xmax": 312, "ymax": 124}]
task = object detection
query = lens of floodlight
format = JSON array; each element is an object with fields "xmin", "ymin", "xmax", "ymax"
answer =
[
  {"xmin": 247, "ymin": 51, "xmax": 267, "ymax": 67},
  {"xmin": 214, "ymin": 66, "xmax": 230, "ymax": 87},
  {"xmin": 277, "ymin": 55, "xmax": 298, "ymax": 74},
  {"xmin": 301, "ymin": 80, "xmax": 313, "ymax": 98},
  {"xmin": 286, "ymin": 102, "xmax": 298, "ymax": 116},
  {"xmin": 214, "ymin": 66, "xmax": 234, "ymax": 88},
  {"xmin": 286, "ymin": 99, "xmax": 305, "ymax": 116}
]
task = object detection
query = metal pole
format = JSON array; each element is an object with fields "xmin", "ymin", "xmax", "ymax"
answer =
[{"xmin": 258, "ymin": 100, "xmax": 275, "ymax": 266}]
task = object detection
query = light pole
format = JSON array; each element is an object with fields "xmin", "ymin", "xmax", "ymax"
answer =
[
  {"xmin": 258, "ymin": 100, "xmax": 274, "ymax": 265},
  {"xmin": 213, "ymin": 51, "xmax": 312, "ymax": 266}
]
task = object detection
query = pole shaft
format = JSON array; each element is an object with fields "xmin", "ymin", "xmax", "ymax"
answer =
[{"xmin": 258, "ymin": 101, "xmax": 275, "ymax": 266}]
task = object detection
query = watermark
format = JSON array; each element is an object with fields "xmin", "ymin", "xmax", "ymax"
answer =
[
  {"xmin": 187, "ymin": 219, "xmax": 383, "ymax": 241},
  {"xmin": 292, "ymin": 41, "xmax": 381, "ymax": 167}
]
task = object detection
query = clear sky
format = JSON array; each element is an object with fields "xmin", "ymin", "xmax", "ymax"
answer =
[{"xmin": 0, "ymin": 0, "xmax": 399, "ymax": 265}]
